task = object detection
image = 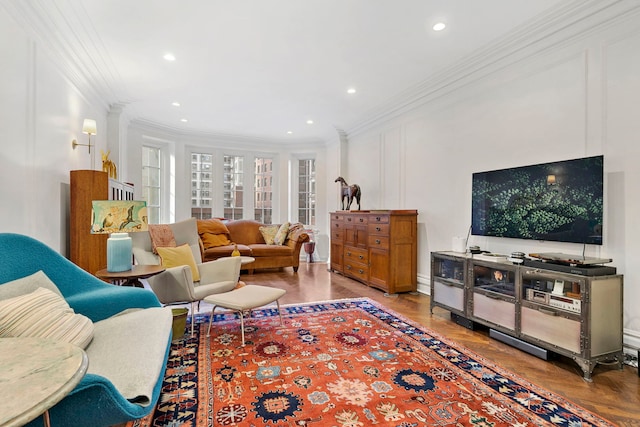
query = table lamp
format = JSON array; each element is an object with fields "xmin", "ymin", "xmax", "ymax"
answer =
[{"xmin": 91, "ymin": 200, "xmax": 148, "ymax": 272}]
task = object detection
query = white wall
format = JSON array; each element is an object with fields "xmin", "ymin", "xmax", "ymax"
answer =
[
  {"xmin": 0, "ymin": 7, "xmax": 108, "ymax": 254},
  {"xmin": 343, "ymin": 13, "xmax": 640, "ymax": 348}
]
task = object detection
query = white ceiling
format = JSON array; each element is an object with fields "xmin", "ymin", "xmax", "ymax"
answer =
[{"xmin": 15, "ymin": 0, "xmax": 568, "ymax": 143}]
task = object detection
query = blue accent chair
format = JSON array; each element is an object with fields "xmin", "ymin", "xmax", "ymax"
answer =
[{"xmin": 0, "ymin": 233, "xmax": 171, "ymax": 427}]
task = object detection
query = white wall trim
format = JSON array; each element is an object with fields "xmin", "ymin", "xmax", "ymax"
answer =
[{"xmin": 344, "ymin": 0, "xmax": 640, "ymax": 139}]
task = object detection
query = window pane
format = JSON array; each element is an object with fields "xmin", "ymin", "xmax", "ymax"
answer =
[
  {"xmin": 223, "ymin": 155, "xmax": 244, "ymax": 220},
  {"xmin": 191, "ymin": 152, "xmax": 215, "ymax": 219},
  {"xmin": 254, "ymin": 157, "xmax": 273, "ymax": 224},
  {"xmin": 298, "ymin": 158, "xmax": 316, "ymax": 226},
  {"xmin": 141, "ymin": 146, "xmax": 161, "ymax": 224}
]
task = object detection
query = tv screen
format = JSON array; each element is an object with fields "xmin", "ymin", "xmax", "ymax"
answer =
[{"xmin": 472, "ymin": 155, "xmax": 603, "ymax": 245}]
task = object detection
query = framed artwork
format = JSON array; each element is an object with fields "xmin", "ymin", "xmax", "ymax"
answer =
[{"xmin": 91, "ymin": 200, "xmax": 148, "ymax": 234}]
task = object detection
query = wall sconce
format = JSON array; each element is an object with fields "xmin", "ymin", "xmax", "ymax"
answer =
[{"xmin": 72, "ymin": 119, "xmax": 97, "ymax": 167}]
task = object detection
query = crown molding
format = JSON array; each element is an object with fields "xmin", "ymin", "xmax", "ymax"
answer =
[
  {"xmin": 344, "ymin": 0, "xmax": 640, "ymax": 139},
  {"xmin": 129, "ymin": 118, "xmax": 327, "ymax": 150},
  {"xmin": 2, "ymin": 0, "xmax": 123, "ymax": 110}
]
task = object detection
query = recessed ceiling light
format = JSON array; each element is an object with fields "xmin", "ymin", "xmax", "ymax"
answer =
[
  {"xmin": 172, "ymin": 102, "xmax": 181, "ymax": 107},
  {"xmin": 306, "ymin": 120, "xmax": 314, "ymax": 125},
  {"xmin": 433, "ymin": 22, "xmax": 446, "ymax": 31},
  {"xmin": 180, "ymin": 118, "xmax": 188, "ymax": 122},
  {"xmin": 287, "ymin": 131, "xmax": 293, "ymax": 134},
  {"xmin": 347, "ymin": 88, "xmax": 356, "ymax": 94},
  {"xmin": 163, "ymin": 53, "xmax": 176, "ymax": 61}
]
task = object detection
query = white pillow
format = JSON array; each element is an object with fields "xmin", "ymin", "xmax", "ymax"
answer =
[
  {"xmin": 273, "ymin": 222, "xmax": 290, "ymax": 245},
  {"xmin": 0, "ymin": 270, "xmax": 62, "ymax": 299},
  {"xmin": 0, "ymin": 287, "xmax": 94, "ymax": 349}
]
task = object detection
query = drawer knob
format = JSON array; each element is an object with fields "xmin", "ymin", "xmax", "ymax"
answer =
[
  {"xmin": 346, "ymin": 252, "xmax": 351, "ymax": 256},
  {"xmin": 346, "ymin": 265, "xmax": 352, "ymax": 270},
  {"xmin": 376, "ymin": 216, "xmax": 381, "ymax": 221},
  {"xmin": 375, "ymin": 239, "xmax": 381, "ymax": 244},
  {"xmin": 359, "ymin": 269, "xmax": 364, "ymax": 274},
  {"xmin": 376, "ymin": 227, "xmax": 381, "ymax": 231},
  {"xmin": 359, "ymin": 218, "xmax": 364, "ymax": 222},
  {"xmin": 359, "ymin": 255, "xmax": 363, "ymax": 259}
]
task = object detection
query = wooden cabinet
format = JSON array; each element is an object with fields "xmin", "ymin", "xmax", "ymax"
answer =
[
  {"xmin": 430, "ymin": 251, "xmax": 624, "ymax": 380},
  {"xmin": 330, "ymin": 210, "xmax": 418, "ymax": 294},
  {"xmin": 330, "ymin": 213, "xmax": 345, "ymax": 272},
  {"xmin": 70, "ymin": 170, "xmax": 134, "ymax": 274}
]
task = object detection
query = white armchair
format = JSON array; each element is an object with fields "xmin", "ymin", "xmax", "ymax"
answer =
[{"xmin": 131, "ymin": 218, "xmax": 241, "ymax": 336}]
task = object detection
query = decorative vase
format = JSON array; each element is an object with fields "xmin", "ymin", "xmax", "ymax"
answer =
[
  {"xmin": 304, "ymin": 241, "xmax": 316, "ymax": 263},
  {"xmin": 107, "ymin": 232, "xmax": 132, "ymax": 272},
  {"xmin": 231, "ymin": 244, "xmax": 241, "ymax": 257}
]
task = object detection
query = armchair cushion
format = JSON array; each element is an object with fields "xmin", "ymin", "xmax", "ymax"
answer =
[
  {"xmin": 157, "ymin": 244, "xmax": 201, "ymax": 281},
  {"xmin": 148, "ymin": 224, "xmax": 177, "ymax": 254},
  {"xmin": 0, "ymin": 270, "xmax": 62, "ymax": 299},
  {"xmin": 0, "ymin": 286, "xmax": 94, "ymax": 349}
]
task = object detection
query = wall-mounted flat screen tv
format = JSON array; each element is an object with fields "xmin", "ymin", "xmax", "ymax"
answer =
[{"xmin": 471, "ymin": 155, "xmax": 603, "ymax": 245}]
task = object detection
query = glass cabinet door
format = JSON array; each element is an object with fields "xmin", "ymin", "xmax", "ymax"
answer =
[
  {"xmin": 433, "ymin": 257, "xmax": 465, "ymax": 284},
  {"xmin": 520, "ymin": 270, "xmax": 583, "ymax": 314},
  {"xmin": 472, "ymin": 264, "xmax": 516, "ymax": 300}
]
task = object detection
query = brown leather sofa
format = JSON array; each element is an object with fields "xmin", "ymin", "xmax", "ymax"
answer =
[{"xmin": 197, "ymin": 219, "xmax": 310, "ymax": 273}]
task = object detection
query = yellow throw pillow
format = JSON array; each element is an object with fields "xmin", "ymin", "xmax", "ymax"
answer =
[
  {"xmin": 274, "ymin": 222, "xmax": 290, "ymax": 245},
  {"xmin": 259, "ymin": 225, "xmax": 279, "ymax": 245},
  {"xmin": 0, "ymin": 287, "xmax": 94, "ymax": 349},
  {"xmin": 157, "ymin": 244, "xmax": 201, "ymax": 282}
]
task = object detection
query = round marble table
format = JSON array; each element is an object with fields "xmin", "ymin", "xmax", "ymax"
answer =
[{"xmin": 0, "ymin": 337, "xmax": 88, "ymax": 427}]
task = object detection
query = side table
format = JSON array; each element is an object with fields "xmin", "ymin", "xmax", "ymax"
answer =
[
  {"xmin": 96, "ymin": 264, "xmax": 166, "ymax": 287},
  {"xmin": 0, "ymin": 337, "xmax": 88, "ymax": 427}
]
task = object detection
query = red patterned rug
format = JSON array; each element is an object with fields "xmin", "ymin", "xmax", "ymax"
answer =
[{"xmin": 128, "ymin": 298, "xmax": 614, "ymax": 426}]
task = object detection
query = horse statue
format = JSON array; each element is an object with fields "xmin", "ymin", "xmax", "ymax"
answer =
[{"xmin": 335, "ymin": 177, "xmax": 361, "ymax": 210}]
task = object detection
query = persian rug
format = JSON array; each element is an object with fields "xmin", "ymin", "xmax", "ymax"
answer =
[{"xmin": 128, "ymin": 298, "xmax": 615, "ymax": 427}]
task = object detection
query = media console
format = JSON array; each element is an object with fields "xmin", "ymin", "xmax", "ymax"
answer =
[{"xmin": 430, "ymin": 251, "xmax": 624, "ymax": 381}]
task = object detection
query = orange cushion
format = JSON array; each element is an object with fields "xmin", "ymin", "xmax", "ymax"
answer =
[
  {"xmin": 201, "ymin": 232, "xmax": 232, "ymax": 249},
  {"xmin": 197, "ymin": 219, "xmax": 232, "ymax": 249},
  {"xmin": 197, "ymin": 218, "xmax": 230, "ymax": 235}
]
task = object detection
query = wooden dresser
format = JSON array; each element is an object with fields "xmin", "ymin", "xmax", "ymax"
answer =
[
  {"xmin": 70, "ymin": 170, "xmax": 134, "ymax": 274},
  {"xmin": 330, "ymin": 210, "xmax": 418, "ymax": 294}
]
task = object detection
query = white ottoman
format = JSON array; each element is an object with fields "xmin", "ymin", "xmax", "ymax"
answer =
[{"xmin": 204, "ymin": 285, "xmax": 286, "ymax": 346}]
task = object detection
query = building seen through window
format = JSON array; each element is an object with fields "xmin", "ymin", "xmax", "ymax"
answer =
[
  {"xmin": 254, "ymin": 157, "xmax": 273, "ymax": 224},
  {"xmin": 224, "ymin": 155, "xmax": 244, "ymax": 220},
  {"xmin": 191, "ymin": 153, "xmax": 213, "ymax": 219}
]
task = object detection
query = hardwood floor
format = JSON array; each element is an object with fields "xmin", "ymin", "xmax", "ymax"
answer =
[{"xmin": 195, "ymin": 262, "xmax": 639, "ymax": 425}]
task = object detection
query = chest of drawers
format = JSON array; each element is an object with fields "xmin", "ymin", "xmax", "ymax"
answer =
[{"xmin": 330, "ymin": 210, "xmax": 417, "ymax": 294}]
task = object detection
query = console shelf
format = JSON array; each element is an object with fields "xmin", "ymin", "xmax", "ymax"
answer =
[{"xmin": 430, "ymin": 251, "xmax": 624, "ymax": 381}]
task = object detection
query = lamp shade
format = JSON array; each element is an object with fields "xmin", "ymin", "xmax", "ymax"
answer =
[
  {"xmin": 91, "ymin": 200, "xmax": 148, "ymax": 234},
  {"xmin": 82, "ymin": 119, "xmax": 97, "ymax": 135}
]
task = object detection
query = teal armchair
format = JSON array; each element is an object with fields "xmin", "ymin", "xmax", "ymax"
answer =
[{"xmin": 0, "ymin": 233, "xmax": 172, "ymax": 427}]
